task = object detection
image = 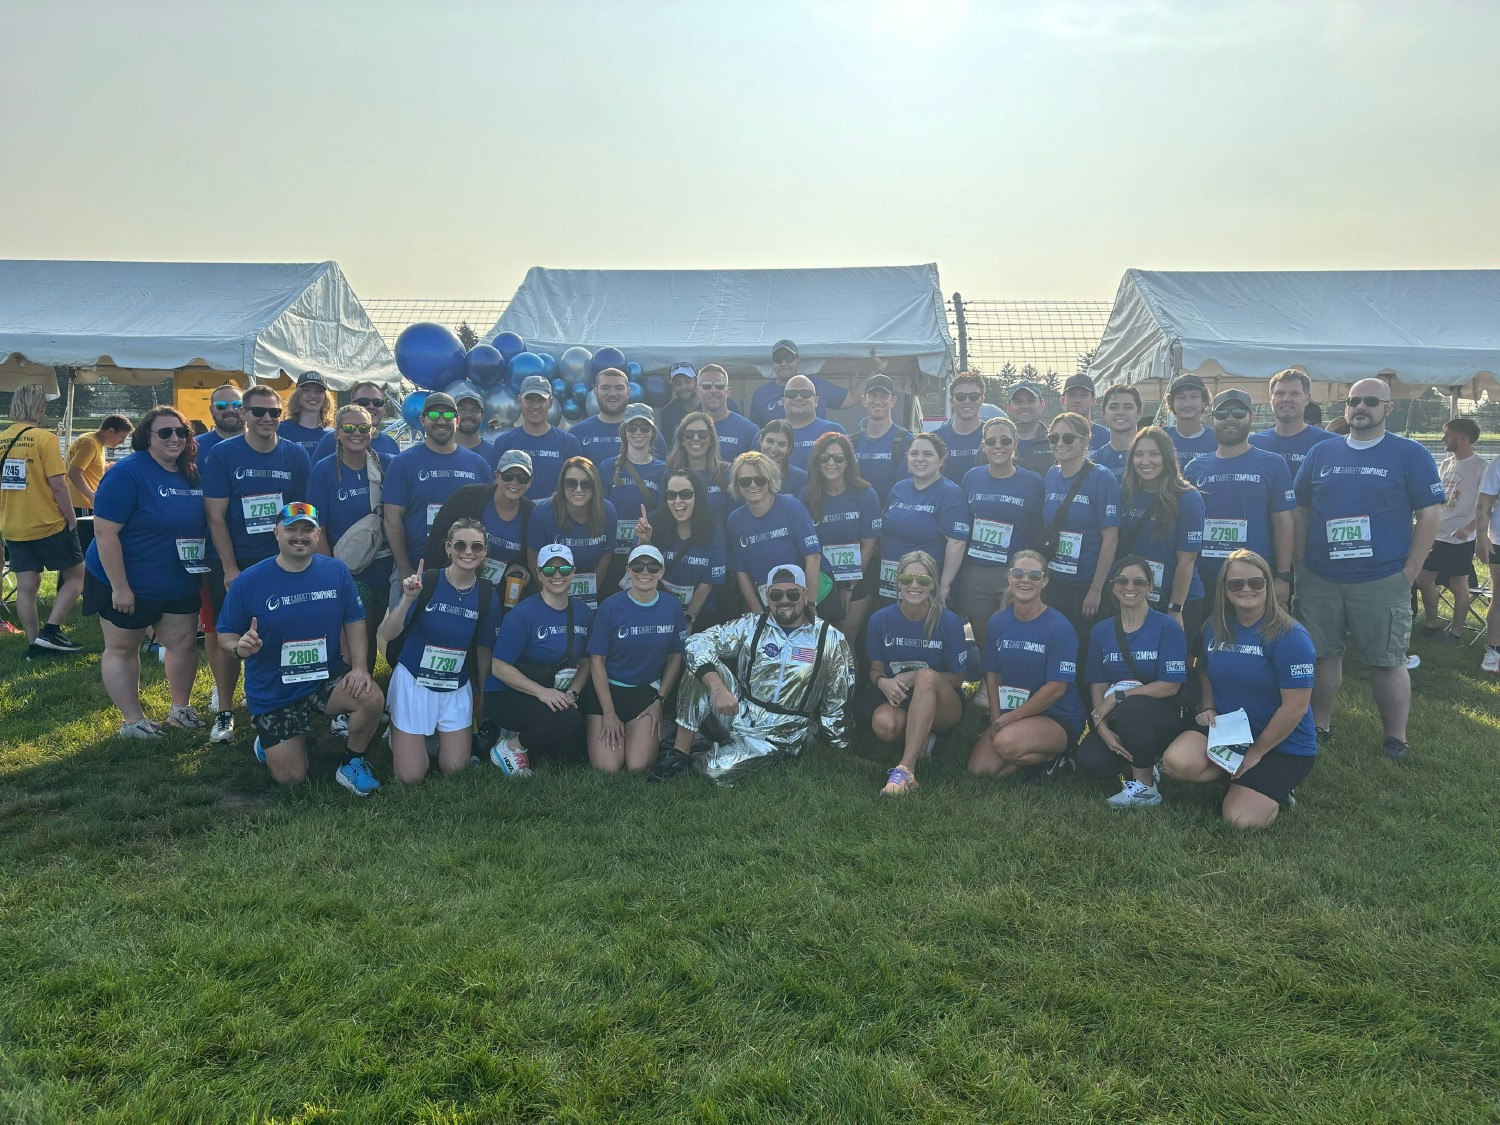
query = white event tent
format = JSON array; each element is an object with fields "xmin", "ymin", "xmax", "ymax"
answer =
[{"xmin": 1088, "ymin": 269, "xmax": 1500, "ymax": 401}]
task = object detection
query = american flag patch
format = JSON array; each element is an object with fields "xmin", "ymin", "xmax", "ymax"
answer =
[{"xmin": 791, "ymin": 646, "xmax": 816, "ymax": 662}]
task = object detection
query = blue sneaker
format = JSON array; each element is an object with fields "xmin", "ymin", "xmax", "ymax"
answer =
[
  {"xmin": 253, "ymin": 736, "xmax": 266, "ymax": 763},
  {"xmin": 336, "ymin": 757, "xmax": 381, "ymax": 796}
]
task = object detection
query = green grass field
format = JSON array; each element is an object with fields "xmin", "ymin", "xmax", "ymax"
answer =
[{"xmin": 2, "ymin": 594, "xmax": 1497, "ymax": 1122}]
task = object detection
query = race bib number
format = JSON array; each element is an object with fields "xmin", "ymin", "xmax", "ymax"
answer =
[
  {"xmin": 1106, "ymin": 679, "xmax": 1143, "ymax": 698},
  {"xmin": 416, "ymin": 643, "xmax": 465, "ymax": 691},
  {"xmin": 1202, "ymin": 518, "xmax": 1248, "ymax": 558},
  {"xmin": 176, "ymin": 537, "xmax": 210, "ymax": 574},
  {"xmin": 662, "ymin": 579, "xmax": 694, "ymax": 607},
  {"xmin": 426, "ymin": 502, "xmax": 443, "ymax": 527},
  {"xmin": 554, "ymin": 666, "xmax": 578, "ymax": 692},
  {"xmin": 567, "ymin": 571, "xmax": 598, "ymax": 601},
  {"xmin": 1145, "ymin": 559, "xmax": 1165, "ymax": 602},
  {"xmin": 1326, "ymin": 514, "xmax": 1373, "ymax": 559},
  {"xmin": 887, "ymin": 660, "xmax": 928, "ymax": 676},
  {"xmin": 1048, "ymin": 531, "xmax": 1083, "ymax": 575},
  {"xmin": 280, "ymin": 637, "xmax": 329, "ymax": 684},
  {"xmin": 969, "ymin": 517, "xmax": 1014, "ymax": 563},
  {"xmin": 241, "ymin": 492, "xmax": 282, "ymax": 535},
  {"xmin": 2, "ymin": 458, "xmax": 26, "ymax": 491},
  {"xmin": 823, "ymin": 542, "xmax": 863, "ymax": 583},
  {"xmin": 998, "ymin": 685, "xmax": 1031, "ymax": 711},
  {"xmin": 481, "ymin": 556, "xmax": 504, "ymax": 585},
  {"xmin": 615, "ymin": 519, "xmax": 638, "ymax": 553},
  {"xmin": 879, "ymin": 557, "xmax": 899, "ymax": 598}
]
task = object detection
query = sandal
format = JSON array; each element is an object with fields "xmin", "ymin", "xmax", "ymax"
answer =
[{"xmin": 881, "ymin": 765, "xmax": 919, "ymax": 796}]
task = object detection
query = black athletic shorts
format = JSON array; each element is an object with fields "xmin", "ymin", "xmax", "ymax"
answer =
[
  {"xmin": 579, "ymin": 681, "xmax": 659, "ymax": 723},
  {"xmin": 6, "ymin": 527, "xmax": 83, "ymax": 574},
  {"xmin": 83, "ymin": 571, "xmax": 199, "ymax": 630}
]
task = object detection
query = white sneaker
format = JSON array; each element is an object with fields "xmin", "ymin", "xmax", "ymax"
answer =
[
  {"xmin": 1406, "ymin": 654, "xmax": 1421, "ymax": 670},
  {"xmin": 923, "ymin": 732, "xmax": 937, "ymax": 758},
  {"xmin": 329, "ymin": 713, "xmax": 349, "ymax": 739},
  {"xmin": 1106, "ymin": 780, "xmax": 1162, "ymax": 808},
  {"xmin": 166, "ymin": 705, "xmax": 206, "ymax": 730},
  {"xmin": 1482, "ymin": 648, "xmax": 1500, "ymax": 674},
  {"xmin": 209, "ymin": 711, "xmax": 234, "ymax": 744}
]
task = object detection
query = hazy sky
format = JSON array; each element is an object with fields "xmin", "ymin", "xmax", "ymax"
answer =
[{"xmin": 4, "ymin": 0, "xmax": 1497, "ymax": 303}]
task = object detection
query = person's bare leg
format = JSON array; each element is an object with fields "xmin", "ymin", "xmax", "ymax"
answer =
[
  {"xmin": 262, "ymin": 734, "xmax": 310, "ymax": 786},
  {"xmin": 901, "ymin": 669, "xmax": 960, "ymax": 769},
  {"xmin": 1365, "ymin": 664, "xmax": 1411, "ymax": 741},
  {"xmin": 1416, "ymin": 570, "xmax": 1441, "ymax": 628},
  {"xmin": 436, "ymin": 726, "xmax": 472, "ymax": 774},
  {"xmin": 1161, "ymin": 731, "xmax": 1221, "ymax": 784},
  {"xmin": 48, "ymin": 563, "xmax": 84, "ymax": 626},
  {"xmin": 623, "ymin": 712, "xmax": 660, "ymax": 772},
  {"xmin": 324, "ymin": 678, "xmax": 384, "ymax": 755},
  {"xmin": 15, "ymin": 571, "xmax": 41, "ymax": 642},
  {"xmin": 1311, "ymin": 656, "xmax": 1342, "ymax": 731},
  {"xmin": 1448, "ymin": 576, "xmax": 1471, "ymax": 637},
  {"xmin": 389, "ymin": 729, "xmax": 431, "ymax": 784},
  {"xmin": 155, "ymin": 612, "xmax": 199, "ymax": 708},
  {"xmin": 99, "ymin": 620, "xmax": 148, "ymax": 723},
  {"xmin": 207, "ymin": 643, "xmax": 240, "ymax": 712},
  {"xmin": 1222, "ymin": 785, "xmax": 1280, "ymax": 830},
  {"xmin": 587, "ymin": 714, "xmax": 624, "ymax": 773}
]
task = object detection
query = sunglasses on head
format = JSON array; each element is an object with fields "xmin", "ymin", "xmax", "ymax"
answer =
[
  {"xmin": 983, "ymin": 435, "xmax": 1013, "ymax": 447},
  {"xmin": 817, "ymin": 452, "xmax": 846, "ymax": 465},
  {"xmin": 1047, "ymin": 432, "xmax": 1081, "ymax": 446},
  {"xmin": 951, "ymin": 391, "xmax": 983, "ymax": 403},
  {"xmin": 153, "ymin": 425, "xmax": 191, "ymax": 440},
  {"xmin": 681, "ymin": 429, "xmax": 710, "ymax": 441},
  {"xmin": 1212, "ymin": 406, "xmax": 1251, "ymax": 420},
  {"xmin": 767, "ymin": 587, "xmax": 803, "ymax": 603},
  {"xmin": 498, "ymin": 469, "xmax": 531, "ymax": 484},
  {"xmin": 247, "ymin": 405, "xmax": 282, "ymax": 418},
  {"xmin": 1009, "ymin": 567, "xmax": 1046, "ymax": 581},
  {"xmin": 562, "ymin": 478, "xmax": 595, "ymax": 493},
  {"xmin": 628, "ymin": 559, "xmax": 663, "ymax": 574},
  {"xmin": 340, "ymin": 423, "xmax": 373, "ymax": 434},
  {"xmin": 1112, "ymin": 574, "xmax": 1151, "ymax": 589},
  {"xmin": 897, "ymin": 572, "xmax": 933, "ymax": 588},
  {"xmin": 279, "ymin": 502, "xmax": 317, "ymax": 524},
  {"xmin": 353, "ymin": 397, "xmax": 384, "ymax": 410},
  {"xmin": 1226, "ymin": 575, "xmax": 1267, "ymax": 592},
  {"xmin": 212, "ymin": 399, "xmax": 242, "ymax": 410},
  {"xmin": 782, "ymin": 389, "xmax": 814, "ymax": 400},
  {"xmin": 1345, "ymin": 395, "xmax": 1387, "ymax": 408},
  {"xmin": 449, "ymin": 539, "xmax": 487, "ymax": 554},
  {"xmin": 665, "ymin": 487, "xmax": 695, "ymax": 501},
  {"xmin": 737, "ymin": 475, "xmax": 768, "ymax": 490},
  {"xmin": 425, "ymin": 409, "xmax": 457, "ymax": 421},
  {"xmin": 539, "ymin": 563, "xmax": 575, "ymax": 576}
]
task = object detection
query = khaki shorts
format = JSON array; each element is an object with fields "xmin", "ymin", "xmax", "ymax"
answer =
[{"xmin": 1296, "ymin": 567, "xmax": 1411, "ymax": 667}]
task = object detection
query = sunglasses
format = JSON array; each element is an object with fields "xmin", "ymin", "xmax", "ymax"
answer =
[
  {"xmin": 628, "ymin": 560, "xmax": 663, "ymax": 574},
  {"xmin": 1345, "ymin": 395, "xmax": 1387, "ymax": 409},
  {"xmin": 897, "ymin": 572, "xmax": 933, "ymax": 587},
  {"xmin": 247, "ymin": 405, "xmax": 282, "ymax": 418},
  {"xmin": 339, "ymin": 423, "xmax": 373, "ymax": 434},
  {"xmin": 151, "ymin": 425, "xmax": 191, "ymax": 440},
  {"xmin": 983, "ymin": 435, "xmax": 1014, "ymax": 447},
  {"xmin": 353, "ymin": 397, "xmax": 385, "ymax": 410},
  {"xmin": 212, "ymin": 400, "xmax": 242, "ymax": 410},
  {"xmin": 425, "ymin": 410, "xmax": 457, "ymax": 421},
  {"xmin": 699, "ymin": 381, "xmax": 728, "ymax": 390},
  {"xmin": 1009, "ymin": 567, "xmax": 1046, "ymax": 581},
  {"xmin": 1226, "ymin": 576, "xmax": 1268, "ymax": 592},
  {"xmin": 562, "ymin": 478, "xmax": 595, "ymax": 493},
  {"xmin": 679, "ymin": 428, "xmax": 712, "ymax": 443},
  {"xmin": 736, "ymin": 476, "xmax": 768, "ymax": 490},
  {"xmin": 951, "ymin": 392, "xmax": 983, "ymax": 403},
  {"xmin": 1112, "ymin": 574, "xmax": 1152, "ymax": 589},
  {"xmin": 767, "ymin": 587, "xmax": 803, "ymax": 603},
  {"xmin": 1212, "ymin": 407, "xmax": 1251, "ymax": 420},
  {"xmin": 817, "ymin": 452, "xmax": 847, "ymax": 465},
  {"xmin": 624, "ymin": 421, "xmax": 654, "ymax": 433},
  {"xmin": 498, "ymin": 469, "xmax": 531, "ymax": 484},
  {"xmin": 449, "ymin": 540, "xmax": 487, "ymax": 554},
  {"xmin": 539, "ymin": 563, "xmax": 575, "ymax": 577},
  {"xmin": 772, "ymin": 353, "xmax": 797, "ymax": 364},
  {"xmin": 783, "ymin": 389, "xmax": 815, "ymax": 400},
  {"xmin": 1047, "ymin": 432, "xmax": 1081, "ymax": 446},
  {"xmin": 665, "ymin": 488, "xmax": 695, "ymax": 501}
]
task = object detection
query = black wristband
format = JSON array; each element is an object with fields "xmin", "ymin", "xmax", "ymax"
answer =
[{"xmin": 1167, "ymin": 601, "xmax": 1185, "ymax": 612}]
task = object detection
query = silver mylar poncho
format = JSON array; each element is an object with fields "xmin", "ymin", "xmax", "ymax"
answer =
[{"xmin": 677, "ymin": 610, "xmax": 854, "ymax": 784}]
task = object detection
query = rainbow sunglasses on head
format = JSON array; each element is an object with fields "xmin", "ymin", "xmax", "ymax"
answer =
[{"xmin": 277, "ymin": 502, "xmax": 320, "ymax": 528}]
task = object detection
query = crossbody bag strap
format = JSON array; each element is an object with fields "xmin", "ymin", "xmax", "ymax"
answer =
[
  {"xmin": 561, "ymin": 597, "xmax": 576, "ymax": 666},
  {"xmin": 1116, "ymin": 502, "xmax": 1155, "ymax": 559},
  {"xmin": 365, "ymin": 450, "xmax": 383, "ymax": 510},
  {"xmin": 1047, "ymin": 461, "xmax": 1095, "ymax": 536}
]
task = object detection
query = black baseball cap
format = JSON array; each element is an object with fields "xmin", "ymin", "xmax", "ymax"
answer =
[
  {"xmin": 1169, "ymin": 374, "xmax": 1209, "ymax": 400},
  {"xmin": 1212, "ymin": 389, "xmax": 1253, "ymax": 410},
  {"xmin": 771, "ymin": 339, "xmax": 799, "ymax": 361},
  {"xmin": 1063, "ymin": 374, "xmax": 1096, "ymax": 394},
  {"xmin": 863, "ymin": 373, "xmax": 895, "ymax": 395}
]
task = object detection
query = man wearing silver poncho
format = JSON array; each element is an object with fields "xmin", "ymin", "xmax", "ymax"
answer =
[{"xmin": 652, "ymin": 563, "xmax": 854, "ymax": 784}]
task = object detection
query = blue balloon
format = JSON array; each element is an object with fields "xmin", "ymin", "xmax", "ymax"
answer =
[
  {"xmin": 466, "ymin": 343, "xmax": 506, "ymax": 387},
  {"xmin": 508, "ymin": 351, "xmax": 548, "ymax": 390},
  {"xmin": 625, "ymin": 360, "xmax": 643, "ymax": 379},
  {"xmin": 491, "ymin": 331, "xmax": 526, "ymax": 362},
  {"xmin": 538, "ymin": 352, "xmax": 557, "ymax": 376},
  {"xmin": 571, "ymin": 381, "xmax": 589, "ymax": 403},
  {"xmin": 627, "ymin": 381, "xmax": 643, "ymax": 400},
  {"xmin": 558, "ymin": 346, "xmax": 593, "ymax": 383},
  {"xmin": 562, "ymin": 398, "xmax": 585, "ymax": 420},
  {"xmin": 643, "ymin": 374, "xmax": 671, "ymax": 407},
  {"xmin": 551, "ymin": 376, "xmax": 569, "ymax": 397},
  {"xmin": 400, "ymin": 390, "xmax": 431, "ymax": 430},
  {"xmin": 591, "ymin": 346, "xmax": 627, "ymax": 376},
  {"xmin": 395, "ymin": 323, "xmax": 466, "ymax": 390}
]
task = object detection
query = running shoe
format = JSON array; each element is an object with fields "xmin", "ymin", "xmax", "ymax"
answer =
[
  {"xmin": 253, "ymin": 736, "xmax": 266, "ymax": 763},
  {"xmin": 336, "ymin": 757, "xmax": 380, "ymax": 795},
  {"xmin": 1405, "ymin": 654, "xmax": 1421, "ymax": 670},
  {"xmin": 166, "ymin": 705, "xmax": 206, "ymax": 730},
  {"xmin": 1383, "ymin": 737, "xmax": 1412, "ymax": 764},
  {"xmin": 329, "ymin": 713, "xmax": 349, "ymax": 739},
  {"xmin": 922, "ymin": 732, "xmax": 937, "ymax": 758},
  {"xmin": 33, "ymin": 625, "xmax": 83, "ymax": 653},
  {"xmin": 209, "ymin": 711, "xmax": 235, "ymax": 744},
  {"xmin": 646, "ymin": 748, "xmax": 691, "ymax": 783},
  {"xmin": 1315, "ymin": 726, "xmax": 1333, "ymax": 746},
  {"xmin": 1483, "ymin": 647, "xmax": 1500, "ymax": 674},
  {"xmin": 0, "ymin": 620, "xmax": 21, "ymax": 635},
  {"xmin": 490, "ymin": 739, "xmax": 533, "ymax": 777},
  {"xmin": 118, "ymin": 719, "xmax": 163, "ymax": 740},
  {"xmin": 1106, "ymin": 779, "xmax": 1162, "ymax": 808},
  {"xmin": 880, "ymin": 765, "xmax": 918, "ymax": 795}
]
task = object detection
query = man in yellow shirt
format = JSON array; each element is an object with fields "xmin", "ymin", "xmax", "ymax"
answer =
[
  {"xmin": 1, "ymin": 383, "xmax": 86, "ymax": 656},
  {"xmin": 66, "ymin": 414, "xmax": 133, "ymax": 511}
]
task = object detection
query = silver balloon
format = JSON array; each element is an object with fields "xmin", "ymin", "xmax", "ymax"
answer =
[
  {"xmin": 585, "ymin": 390, "xmax": 599, "ymax": 417},
  {"xmin": 547, "ymin": 399, "xmax": 563, "ymax": 426},
  {"xmin": 485, "ymin": 386, "xmax": 519, "ymax": 428},
  {"xmin": 446, "ymin": 378, "xmax": 483, "ymax": 404},
  {"xmin": 558, "ymin": 346, "xmax": 593, "ymax": 383}
]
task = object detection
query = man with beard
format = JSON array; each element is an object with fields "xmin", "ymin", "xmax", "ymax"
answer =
[
  {"xmin": 487, "ymin": 376, "xmax": 582, "ymax": 497},
  {"xmin": 1184, "ymin": 390, "xmax": 1296, "ymax": 603},
  {"xmin": 1294, "ymin": 378, "xmax": 1443, "ymax": 762},
  {"xmin": 932, "ymin": 371, "xmax": 987, "ymax": 484},
  {"xmin": 1006, "ymin": 382, "xmax": 1055, "ymax": 476},
  {"xmin": 1250, "ymin": 368, "xmax": 1337, "ymax": 476},
  {"xmin": 650, "ymin": 563, "xmax": 853, "ymax": 784},
  {"xmin": 749, "ymin": 339, "xmax": 850, "ymax": 427},
  {"xmin": 693, "ymin": 365, "xmax": 759, "ymax": 461},
  {"xmin": 196, "ymin": 383, "xmax": 248, "ymax": 460},
  {"xmin": 781, "ymin": 374, "xmax": 845, "ymax": 472},
  {"xmin": 569, "ymin": 367, "xmax": 667, "ymax": 465},
  {"xmin": 1164, "ymin": 375, "xmax": 1218, "ymax": 461},
  {"xmin": 310, "ymin": 381, "xmax": 400, "ymax": 464},
  {"xmin": 451, "ymin": 385, "xmax": 492, "ymax": 454}
]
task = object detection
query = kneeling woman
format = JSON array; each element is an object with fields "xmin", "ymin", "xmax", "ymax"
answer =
[
  {"xmin": 1160, "ymin": 549, "xmax": 1316, "ymax": 829},
  {"xmin": 583, "ymin": 544, "xmax": 687, "ymax": 772},
  {"xmin": 968, "ymin": 549, "xmax": 1087, "ymax": 779},
  {"xmin": 859, "ymin": 550, "xmax": 968, "ymax": 796},
  {"xmin": 485, "ymin": 543, "xmax": 595, "ymax": 777},
  {"xmin": 378, "ymin": 517, "xmax": 500, "ymax": 783},
  {"xmin": 1078, "ymin": 555, "xmax": 1190, "ymax": 808}
]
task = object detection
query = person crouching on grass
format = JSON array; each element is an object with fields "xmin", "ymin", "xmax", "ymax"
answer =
[
  {"xmin": 215, "ymin": 503, "xmax": 385, "ymax": 794},
  {"xmin": 1159, "ymin": 549, "xmax": 1317, "ymax": 829},
  {"xmin": 377, "ymin": 517, "xmax": 499, "ymax": 784}
]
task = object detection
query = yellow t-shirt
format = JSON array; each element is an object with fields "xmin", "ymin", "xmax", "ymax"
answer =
[
  {"xmin": 0, "ymin": 422, "xmax": 68, "ymax": 542},
  {"xmin": 67, "ymin": 431, "xmax": 106, "ymax": 508}
]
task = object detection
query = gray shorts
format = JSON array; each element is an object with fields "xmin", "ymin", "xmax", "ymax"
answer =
[{"xmin": 1296, "ymin": 567, "xmax": 1411, "ymax": 667}]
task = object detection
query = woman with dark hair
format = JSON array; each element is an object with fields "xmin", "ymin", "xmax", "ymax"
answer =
[
  {"xmin": 879, "ymin": 432, "xmax": 970, "ymax": 604},
  {"xmin": 83, "ymin": 406, "xmax": 208, "ymax": 737},
  {"xmin": 800, "ymin": 430, "xmax": 881, "ymax": 639},
  {"xmin": 1077, "ymin": 554, "xmax": 1190, "ymax": 808},
  {"xmin": 637, "ymin": 468, "xmax": 726, "ymax": 631},
  {"xmin": 757, "ymin": 419, "xmax": 807, "ymax": 496},
  {"xmin": 668, "ymin": 412, "xmax": 731, "ymax": 522},
  {"xmin": 529, "ymin": 456, "xmax": 616, "ymax": 609},
  {"xmin": 959, "ymin": 414, "xmax": 1045, "ymax": 653},
  {"xmin": 1041, "ymin": 411, "xmax": 1121, "ymax": 641},
  {"xmin": 1160, "ymin": 549, "xmax": 1317, "ymax": 829},
  {"xmin": 1119, "ymin": 425, "xmax": 1205, "ymax": 640},
  {"xmin": 600, "ymin": 403, "xmax": 669, "ymax": 567}
]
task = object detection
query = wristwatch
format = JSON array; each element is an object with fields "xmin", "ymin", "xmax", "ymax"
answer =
[
  {"xmin": 1166, "ymin": 601, "xmax": 1185, "ymax": 613},
  {"xmin": 1275, "ymin": 571, "xmax": 1293, "ymax": 582},
  {"xmin": 1112, "ymin": 686, "xmax": 1128, "ymax": 703}
]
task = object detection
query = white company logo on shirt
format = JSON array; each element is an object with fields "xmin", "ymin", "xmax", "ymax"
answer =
[
  {"xmin": 233, "ymin": 467, "xmax": 294, "ymax": 481},
  {"xmin": 417, "ymin": 468, "xmax": 478, "ymax": 482},
  {"xmin": 156, "ymin": 485, "xmax": 203, "ymax": 498},
  {"xmin": 264, "ymin": 589, "xmax": 340, "ymax": 612}
]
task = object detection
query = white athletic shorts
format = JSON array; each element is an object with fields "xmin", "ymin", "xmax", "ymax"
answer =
[{"xmin": 387, "ymin": 663, "xmax": 474, "ymax": 736}]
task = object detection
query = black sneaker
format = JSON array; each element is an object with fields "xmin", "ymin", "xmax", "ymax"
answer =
[
  {"xmin": 1316, "ymin": 726, "xmax": 1334, "ymax": 746},
  {"xmin": 1383, "ymin": 737, "xmax": 1412, "ymax": 763},
  {"xmin": 33, "ymin": 626, "xmax": 83, "ymax": 653},
  {"xmin": 24, "ymin": 643, "xmax": 53, "ymax": 661},
  {"xmin": 646, "ymin": 749, "xmax": 691, "ymax": 783}
]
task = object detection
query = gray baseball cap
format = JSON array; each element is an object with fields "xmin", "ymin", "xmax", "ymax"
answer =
[
  {"xmin": 519, "ymin": 375, "xmax": 553, "ymax": 399},
  {"xmin": 621, "ymin": 402, "xmax": 656, "ymax": 428},
  {"xmin": 494, "ymin": 449, "xmax": 534, "ymax": 476},
  {"xmin": 1008, "ymin": 381, "xmax": 1045, "ymax": 402}
]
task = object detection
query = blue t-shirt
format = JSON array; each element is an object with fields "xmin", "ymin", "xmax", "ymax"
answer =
[
  {"xmin": 962, "ymin": 465, "xmax": 1045, "ymax": 568},
  {"xmin": 84, "ymin": 451, "xmax": 207, "ymax": 601},
  {"xmin": 196, "ymin": 430, "xmax": 234, "ymax": 460},
  {"xmin": 305, "ymin": 451, "xmax": 395, "ymax": 584},
  {"xmin": 700, "ymin": 411, "xmax": 760, "ymax": 463},
  {"xmin": 529, "ymin": 496, "xmax": 618, "ymax": 575},
  {"xmin": 801, "ymin": 484, "xmax": 882, "ymax": 581},
  {"xmin": 657, "ymin": 525, "xmax": 728, "ymax": 611},
  {"xmin": 1086, "ymin": 609, "xmax": 1189, "ymax": 687},
  {"xmin": 865, "ymin": 603, "xmax": 967, "ymax": 675},
  {"xmin": 1204, "ymin": 618, "xmax": 1317, "ymax": 756},
  {"xmin": 600, "ymin": 457, "xmax": 668, "ymax": 553},
  {"xmin": 216, "ymin": 554, "xmax": 364, "ymax": 714},
  {"xmin": 750, "ymin": 375, "xmax": 848, "ymax": 426},
  {"xmin": 1014, "ymin": 433, "xmax": 1056, "ymax": 477},
  {"xmin": 1091, "ymin": 441, "xmax": 1131, "ymax": 481},
  {"xmin": 853, "ymin": 423, "xmax": 912, "ymax": 502},
  {"xmin": 479, "ymin": 501, "xmax": 532, "ymax": 587},
  {"xmin": 932, "ymin": 420, "xmax": 984, "ymax": 484},
  {"xmin": 200, "ymin": 436, "xmax": 311, "ymax": 564},
  {"xmin": 880, "ymin": 477, "xmax": 971, "ymax": 589},
  {"xmin": 487, "ymin": 425, "xmax": 584, "ymax": 497},
  {"xmin": 1041, "ymin": 463, "xmax": 1121, "ymax": 587},
  {"xmin": 568, "ymin": 416, "xmax": 667, "ymax": 466},
  {"xmin": 1249, "ymin": 425, "xmax": 1338, "ymax": 477},
  {"xmin": 277, "ymin": 421, "xmax": 332, "ymax": 459},
  {"xmin": 1184, "ymin": 447, "xmax": 1296, "ymax": 584},
  {"xmin": 310, "ymin": 428, "xmax": 401, "ymax": 466},
  {"xmin": 1166, "ymin": 425, "xmax": 1218, "ymax": 460},
  {"xmin": 658, "ymin": 397, "xmax": 743, "ymax": 443},
  {"xmin": 395, "ymin": 570, "xmax": 501, "ymax": 692},
  {"xmin": 981, "ymin": 605, "xmax": 1086, "ymax": 728},
  {"xmin": 1120, "ymin": 488, "xmax": 1205, "ymax": 605},
  {"xmin": 787, "ymin": 418, "xmax": 847, "ymax": 472},
  {"xmin": 1294, "ymin": 433, "xmax": 1444, "ymax": 582},
  {"xmin": 383, "ymin": 443, "xmax": 493, "ymax": 562},
  {"xmin": 586, "ymin": 590, "xmax": 687, "ymax": 687},
  {"xmin": 486, "ymin": 593, "xmax": 593, "ymax": 692},
  {"xmin": 1087, "ymin": 422, "xmax": 1111, "ymax": 450},
  {"xmin": 726, "ymin": 493, "xmax": 821, "ymax": 583}
]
